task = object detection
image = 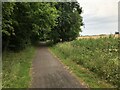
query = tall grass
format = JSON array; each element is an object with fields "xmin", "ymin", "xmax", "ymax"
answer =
[
  {"xmin": 2, "ymin": 46, "xmax": 36, "ymax": 88},
  {"xmin": 51, "ymin": 37, "xmax": 119, "ymax": 88}
]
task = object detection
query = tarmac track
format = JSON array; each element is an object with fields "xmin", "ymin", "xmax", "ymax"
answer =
[{"xmin": 30, "ymin": 44, "xmax": 86, "ymax": 88}]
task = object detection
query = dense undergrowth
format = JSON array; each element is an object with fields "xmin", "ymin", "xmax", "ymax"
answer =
[{"xmin": 50, "ymin": 36, "xmax": 119, "ymax": 88}]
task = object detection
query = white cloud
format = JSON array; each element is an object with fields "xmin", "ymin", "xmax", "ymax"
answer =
[{"xmin": 77, "ymin": 0, "xmax": 119, "ymax": 35}]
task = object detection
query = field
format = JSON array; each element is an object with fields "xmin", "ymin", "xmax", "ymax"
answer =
[
  {"xmin": 78, "ymin": 34, "xmax": 119, "ymax": 39},
  {"xmin": 2, "ymin": 47, "xmax": 36, "ymax": 88},
  {"xmin": 50, "ymin": 36, "xmax": 119, "ymax": 88}
]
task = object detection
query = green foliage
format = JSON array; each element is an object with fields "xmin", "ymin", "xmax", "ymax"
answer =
[
  {"xmin": 2, "ymin": 46, "xmax": 36, "ymax": 88},
  {"xmin": 2, "ymin": 2, "xmax": 15, "ymax": 50},
  {"xmin": 49, "ymin": 2, "xmax": 83, "ymax": 42},
  {"xmin": 2, "ymin": 2, "xmax": 15, "ymax": 36},
  {"xmin": 2, "ymin": 2, "xmax": 83, "ymax": 51},
  {"xmin": 30, "ymin": 2, "xmax": 59, "ymax": 41},
  {"xmin": 2, "ymin": 2, "xmax": 59, "ymax": 51},
  {"xmin": 51, "ymin": 37, "xmax": 119, "ymax": 88},
  {"xmin": 10, "ymin": 2, "xmax": 33, "ymax": 50},
  {"xmin": 50, "ymin": 47, "xmax": 114, "ymax": 88}
]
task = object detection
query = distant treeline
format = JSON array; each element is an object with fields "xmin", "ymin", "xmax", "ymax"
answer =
[{"xmin": 2, "ymin": 2, "xmax": 83, "ymax": 51}]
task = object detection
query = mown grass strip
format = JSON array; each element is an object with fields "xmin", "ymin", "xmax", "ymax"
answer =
[{"xmin": 2, "ymin": 46, "xmax": 36, "ymax": 88}]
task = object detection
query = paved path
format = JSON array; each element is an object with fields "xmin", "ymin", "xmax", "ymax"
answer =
[{"xmin": 31, "ymin": 46, "xmax": 85, "ymax": 88}]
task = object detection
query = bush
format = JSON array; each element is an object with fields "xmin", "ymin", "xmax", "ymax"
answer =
[{"xmin": 52, "ymin": 37, "xmax": 119, "ymax": 88}]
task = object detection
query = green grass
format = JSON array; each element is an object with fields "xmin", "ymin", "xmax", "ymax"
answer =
[
  {"xmin": 50, "ymin": 37, "xmax": 119, "ymax": 88},
  {"xmin": 2, "ymin": 46, "xmax": 36, "ymax": 88}
]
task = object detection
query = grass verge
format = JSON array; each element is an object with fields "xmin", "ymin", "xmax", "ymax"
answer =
[
  {"xmin": 50, "ymin": 45, "xmax": 116, "ymax": 88},
  {"xmin": 2, "ymin": 46, "xmax": 36, "ymax": 88}
]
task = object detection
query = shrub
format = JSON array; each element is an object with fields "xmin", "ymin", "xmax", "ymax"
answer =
[{"xmin": 52, "ymin": 37, "xmax": 119, "ymax": 88}]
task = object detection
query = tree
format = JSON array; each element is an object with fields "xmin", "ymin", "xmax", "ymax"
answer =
[
  {"xmin": 30, "ymin": 2, "xmax": 59, "ymax": 42},
  {"xmin": 2, "ymin": 2, "xmax": 59, "ymax": 50},
  {"xmin": 2, "ymin": 2, "xmax": 15, "ymax": 50},
  {"xmin": 50, "ymin": 2, "xmax": 83, "ymax": 43},
  {"xmin": 2, "ymin": 2, "xmax": 83, "ymax": 51}
]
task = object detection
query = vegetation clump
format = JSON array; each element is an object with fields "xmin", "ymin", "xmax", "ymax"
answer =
[
  {"xmin": 51, "ymin": 37, "xmax": 119, "ymax": 88},
  {"xmin": 2, "ymin": 2, "xmax": 83, "ymax": 51}
]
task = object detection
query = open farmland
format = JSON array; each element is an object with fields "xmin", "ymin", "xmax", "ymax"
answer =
[
  {"xmin": 50, "ymin": 36, "xmax": 119, "ymax": 88},
  {"xmin": 78, "ymin": 34, "xmax": 119, "ymax": 39}
]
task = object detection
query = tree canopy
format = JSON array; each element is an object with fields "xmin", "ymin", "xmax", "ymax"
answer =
[
  {"xmin": 49, "ymin": 2, "xmax": 83, "ymax": 42},
  {"xmin": 2, "ymin": 2, "xmax": 83, "ymax": 51}
]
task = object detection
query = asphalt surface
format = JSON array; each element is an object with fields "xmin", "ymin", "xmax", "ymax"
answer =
[{"xmin": 30, "ymin": 45, "xmax": 85, "ymax": 88}]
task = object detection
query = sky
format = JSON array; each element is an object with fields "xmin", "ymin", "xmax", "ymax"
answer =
[{"xmin": 77, "ymin": 0, "xmax": 119, "ymax": 36}]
